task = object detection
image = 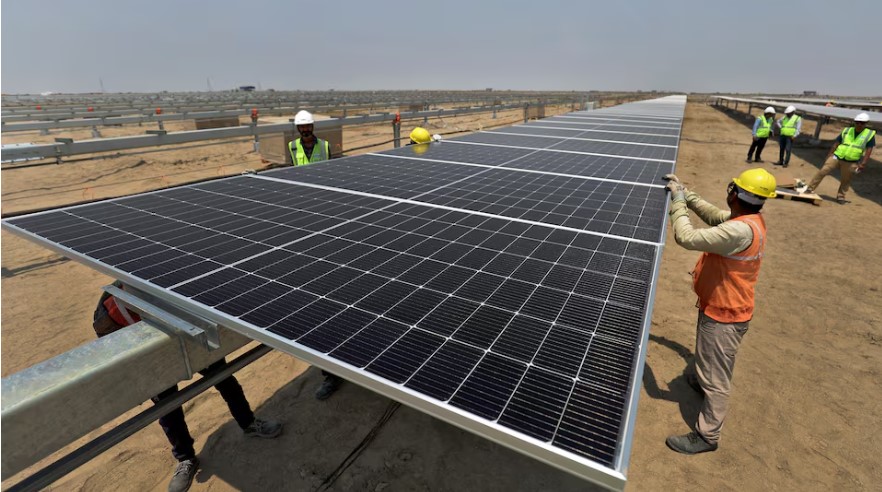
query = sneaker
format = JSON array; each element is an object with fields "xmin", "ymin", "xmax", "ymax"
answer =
[
  {"xmin": 773, "ymin": 161, "xmax": 784, "ymax": 166},
  {"xmin": 168, "ymin": 458, "xmax": 199, "ymax": 492},
  {"xmin": 665, "ymin": 432, "xmax": 718, "ymax": 455},
  {"xmin": 745, "ymin": 158, "xmax": 753, "ymax": 163},
  {"xmin": 244, "ymin": 418, "xmax": 283, "ymax": 439},
  {"xmin": 315, "ymin": 375, "xmax": 343, "ymax": 401},
  {"xmin": 836, "ymin": 197, "xmax": 847, "ymax": 205},
  {"xmin": 755, "ymin": 158, "xmax": 764, "ymax": 163},
  {"xmin": 782, "ymin": 163, "xmax": 789, "ymax": 168}
]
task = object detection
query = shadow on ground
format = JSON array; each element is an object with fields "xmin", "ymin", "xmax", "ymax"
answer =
[
  {"xmin": 711, "ymin": 104, "xmax": 882, "ymax": 208},
  {"xmin": 191, "ymin": 367, "xmax": 603, "ymax": 492},
  {"xmin": 642, "ymin": 334, "xmax": 703, "ymax": 430}
]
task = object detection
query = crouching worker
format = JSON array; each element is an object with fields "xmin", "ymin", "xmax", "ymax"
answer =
[{"xmin": 93, "ymin": 283, "xmax": 282, "ymax": 492}]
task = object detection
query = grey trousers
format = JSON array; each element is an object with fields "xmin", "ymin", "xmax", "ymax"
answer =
[{"xmin": 694, "ymin": 311, "xmax": 749, "ymax": 444}]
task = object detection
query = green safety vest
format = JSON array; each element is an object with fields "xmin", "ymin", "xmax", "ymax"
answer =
[
  {"xmin": 756, "ymin": 115, "xmax": 772, "ymax": 138},
  {"xmin": 780, "ymin": 115, "xmax": 801, "ymax": 137},
  {"xmin": 833, "ymin": 127, "xmax": 876, "ymax": 162},
  {"xmin": 288, "ymin": 138, "xmax": 329, "ymax": 165}
]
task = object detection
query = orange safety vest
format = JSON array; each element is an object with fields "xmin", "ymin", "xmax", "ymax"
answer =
[{"xmin": 691, "ymin": 214, "xmax": 767, "ymax": 323}]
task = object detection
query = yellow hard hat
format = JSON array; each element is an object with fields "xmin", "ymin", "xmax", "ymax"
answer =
[
  {"xmin": 733, "ymin": 168, "xmax": 777, "ymax": 199},
  {"xmin": 409, "ymin": 127, "xmax": 432, "ymax": 144}
]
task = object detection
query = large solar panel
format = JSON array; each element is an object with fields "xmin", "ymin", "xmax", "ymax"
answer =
[{"xmin": 2, "ymin": 96, "xmax": 686, "ymax": 490}]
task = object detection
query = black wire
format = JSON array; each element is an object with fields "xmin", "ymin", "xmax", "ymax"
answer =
[{"xmin": 315, "ymin": 401, "xmax": 401, "ymax": 492}]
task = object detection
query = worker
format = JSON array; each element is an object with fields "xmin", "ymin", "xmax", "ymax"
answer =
[
  {"xmin": 662, "ymin": 169, "xmax": 776, "ymax": 455},
  {"xmin": 93, "ymin": 284, "xmax": 282, "ymax": 492},
  {"xmin": 288, "ymin": 110, "xmax": 331, "ymax": 165},
  {"xmin": 774, "ymin": 106, "xmax": 802, "ymax": 167},
  {"xmin": 746, "ymin": 107, "xmax": 776, "ymax": 163},
  {"xmin": 806, "ymin": 113, "xmax": 876, "ymax": 204}
]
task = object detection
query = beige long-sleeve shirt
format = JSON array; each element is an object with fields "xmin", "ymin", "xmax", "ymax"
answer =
[{"xmin": 669, "ymin": 191, "xmax": 753, "ymax": 256}]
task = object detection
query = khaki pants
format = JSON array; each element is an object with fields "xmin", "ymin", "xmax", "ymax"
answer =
[
  {"xmin": 808, "ymin": 156, "xmax": 857, "ymax": 200},
  {"xmin": 693, "ymin": 311, "xmax": 749, "ymax": 444}
]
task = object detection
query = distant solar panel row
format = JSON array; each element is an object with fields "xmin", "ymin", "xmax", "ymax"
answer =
[{"xmin": 3, "ymin": 95, "xmax": 687, "ymax": 490}]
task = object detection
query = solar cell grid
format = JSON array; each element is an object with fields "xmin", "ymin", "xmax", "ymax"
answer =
[
  {"xmin": 496, "ymin": 151, "xmax": 673, "ymax": 184},
  {"xmin": 415, "ymin": 169, "xmax": 668, "ymax": 242},
  {"xmin": 3, "ymin": 95, "xmax": 687, "ymax": 490},
  {"xmin": 263, "ymin": 154, "xmax": 485, "ymax": 198}
]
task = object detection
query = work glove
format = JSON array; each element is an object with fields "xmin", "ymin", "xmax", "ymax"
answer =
[{"xmin": 663, "ymin": 174, "xmax": 686, "ymax": 201}]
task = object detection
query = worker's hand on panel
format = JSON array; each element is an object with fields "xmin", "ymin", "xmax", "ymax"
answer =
[{"xmin": 662, "ymin": 173, "xmax": 680, "ymax": 184}]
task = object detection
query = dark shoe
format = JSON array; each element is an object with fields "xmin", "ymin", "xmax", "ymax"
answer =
[
  {"xmin": 836, "ymin": 197, "xmax": 847, "ymax": 205},
  {"xmin": 755, "ymin": 158, "xmax": 764, "ymax": 163},
  {"xmin": 685, "ymin": 373, "xmax": 703, "ymax": 394},
  {"xmin": 745, "ymin": 157, "xmax": 753, "ymax": 163},
  {"xmin": 773, "ymin": 161, "xmax": 784, "ymax": 166},
  {"xmin": 315, "ymin": 375, "xmax": 343, "ymax": 401},
  {"xmin": 782, "ymin": 163, "xmax": 789, "ymax": 168},
  {"xmin": 168, "ymin": 458, "xmax": 199, "ymax": 492},
  {"xmin": 666, "ymin": 432, "xmax": 718, "ymax": 455},
  {"xmin": 244, "ymin": 418, "xmax": 283, "ymax": 439}
]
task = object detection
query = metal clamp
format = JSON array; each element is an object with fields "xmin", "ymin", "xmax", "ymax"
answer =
[{"xmin": 102, "ymin": 284, "xmax": 220, "ymax": 351}]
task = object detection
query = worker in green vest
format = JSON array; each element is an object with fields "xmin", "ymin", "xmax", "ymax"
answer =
[
  {"xmin": 806, "ymin": 113, "xmax": 876, "ymax": 204},
  {"xmin": 747, "ymin": 107, "xmax": 776, "ymax": 163},
  {"xmin": 288, "ymin": 110, "xmax": 331, "ymax": 165},
  {"xmin": 774, "ymin": 106, "xmax": 802, "ymax": 168}
]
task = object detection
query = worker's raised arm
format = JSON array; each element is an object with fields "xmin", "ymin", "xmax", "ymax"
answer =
[
  {"xmin": 668, "ymin": 198, "xmax": 752, "ymax": 256},
  {"xmin": 684, "ymin": 190, "xmax": 731, "ymax": 226}
]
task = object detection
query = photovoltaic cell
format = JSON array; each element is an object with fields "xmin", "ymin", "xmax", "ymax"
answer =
[{"xmin": 3, "ymin": 96, "xmax": 687, "ymax": 491}]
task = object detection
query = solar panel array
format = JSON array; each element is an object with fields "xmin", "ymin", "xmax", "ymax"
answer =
[{"xmin": 2, "ymin": 95, "xmax": 686, "ymax": 490}]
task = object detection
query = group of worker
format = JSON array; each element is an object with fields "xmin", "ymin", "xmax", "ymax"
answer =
[
  {"xmin": 663, "ymin": 105, "xmax": 876, "ymax": 456},
  {"xmin": 747, "ymin": 106, "xmax": 875, "ymax": 203}
]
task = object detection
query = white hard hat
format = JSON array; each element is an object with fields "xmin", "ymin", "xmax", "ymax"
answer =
[
  {"xmin": 785, "ymin": 105, "xmax": 796, "ymax": 114},
  {"xmin": 854, "ymin": 112, "xmax": 870, "ymax": 122},
  {"xmin": 294, "ymin": 110, "xmax": 314, "ymax": 125},
  {"xmin": 764, "ymin": 106, "xmax": 776, "ymax": 114}
]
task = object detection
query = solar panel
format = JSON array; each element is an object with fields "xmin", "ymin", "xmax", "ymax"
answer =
[{"xmin": 2, "ymin": 95, "xmax": 687, "ymax": 491}]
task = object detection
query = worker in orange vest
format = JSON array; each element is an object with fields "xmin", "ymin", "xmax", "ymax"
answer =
[{"xmin": 662, "ymin": 169, "xmax": 776, "ymax": 455}]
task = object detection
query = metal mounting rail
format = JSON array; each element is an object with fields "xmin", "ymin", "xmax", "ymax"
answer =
[{"xmin": 1, "ymin": 103, "xmax": 546, "ymax": 162}]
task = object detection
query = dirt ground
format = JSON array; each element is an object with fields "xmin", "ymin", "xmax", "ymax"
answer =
[{"xmin": 2, "ymin": 101, "xmax": 881, "ymax": 491}]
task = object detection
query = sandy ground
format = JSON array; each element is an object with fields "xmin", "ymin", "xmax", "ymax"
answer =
[{"xmin": 2, "ymin": 101, "xmax": 881, "ymax": 491}]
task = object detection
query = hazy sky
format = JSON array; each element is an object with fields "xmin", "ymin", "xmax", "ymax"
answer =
[{"xmin": 2, "ymin": 0, "xmax": 880, "ymax": 96}]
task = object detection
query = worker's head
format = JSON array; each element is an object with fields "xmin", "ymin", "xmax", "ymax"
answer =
[
  {"xmin": 784, "ymin": 105, "xmax": 796, "ymax": 115},
  {"xmin": 729, "ymin": 168, "xmax": 777, "ymax": 212},
  {"xmin": 294, "ymin": 110, "xmax": 315, "ymax": 139},
  {"xmin": 409, "ymin": 127, "xmax": 432, "ymax": 145},
  {"xmin": 763, "ymin": 106, "xmax": 776, "ymax": 116},
  {"xmin": 854, "ymin": 112, "xmax": 870, "ymax": 131}
]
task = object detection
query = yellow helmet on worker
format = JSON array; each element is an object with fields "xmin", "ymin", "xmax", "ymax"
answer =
[
  {"xmin": 409, "ymin": 127, "xmax": 433, "ymax": 144},
  {"xmin": 732, "ymin": 168, "xmax": 777, "ymax": 201}
]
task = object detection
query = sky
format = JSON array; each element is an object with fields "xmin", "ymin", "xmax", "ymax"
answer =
[{"xmin": 2, "ymin": 0, "xmax": 880, "ymax": 96}]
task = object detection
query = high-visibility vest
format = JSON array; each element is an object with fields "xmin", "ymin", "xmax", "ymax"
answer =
[
  {"xmin": 288, "ymin": 138, "xmax": 329, "ymax": 165},
  {"xmin": 833, "ymin": 127, "xmax": 876, "ymax": 162},
  {"xmin": 779, "ymin": 115, "xmax": 801, "ymax": 137},
  {"xmin": 756, "ymin": 115, "xmax": 772, "ymax": 138},
  {"xmin": 692, "ymin": 214, "xmax": 767, "ymax": 323}
]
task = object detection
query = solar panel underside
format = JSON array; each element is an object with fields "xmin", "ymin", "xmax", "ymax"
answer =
[{"xmin": 2, "ymin": 96, "xmax": 686, "ymax": 491}]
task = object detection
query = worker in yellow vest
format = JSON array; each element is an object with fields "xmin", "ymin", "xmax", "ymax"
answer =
[
  {"xmin": 806, "ymin": 113, "xmax": 876, "ymax": 204},
  {"xmin": 662, "ymin": 169, "xmax": 776, "ymax": 455},
  {"xmin": 746, "ymin": 107, "xmax": 776, "ymax": 163},
  {"xmin": 288, "ymin": 110, "xmax": 331, "ymax": 165},
  {"xmin": 774, "ymin": 106, "xmax": 801, "ymax": 167}
]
